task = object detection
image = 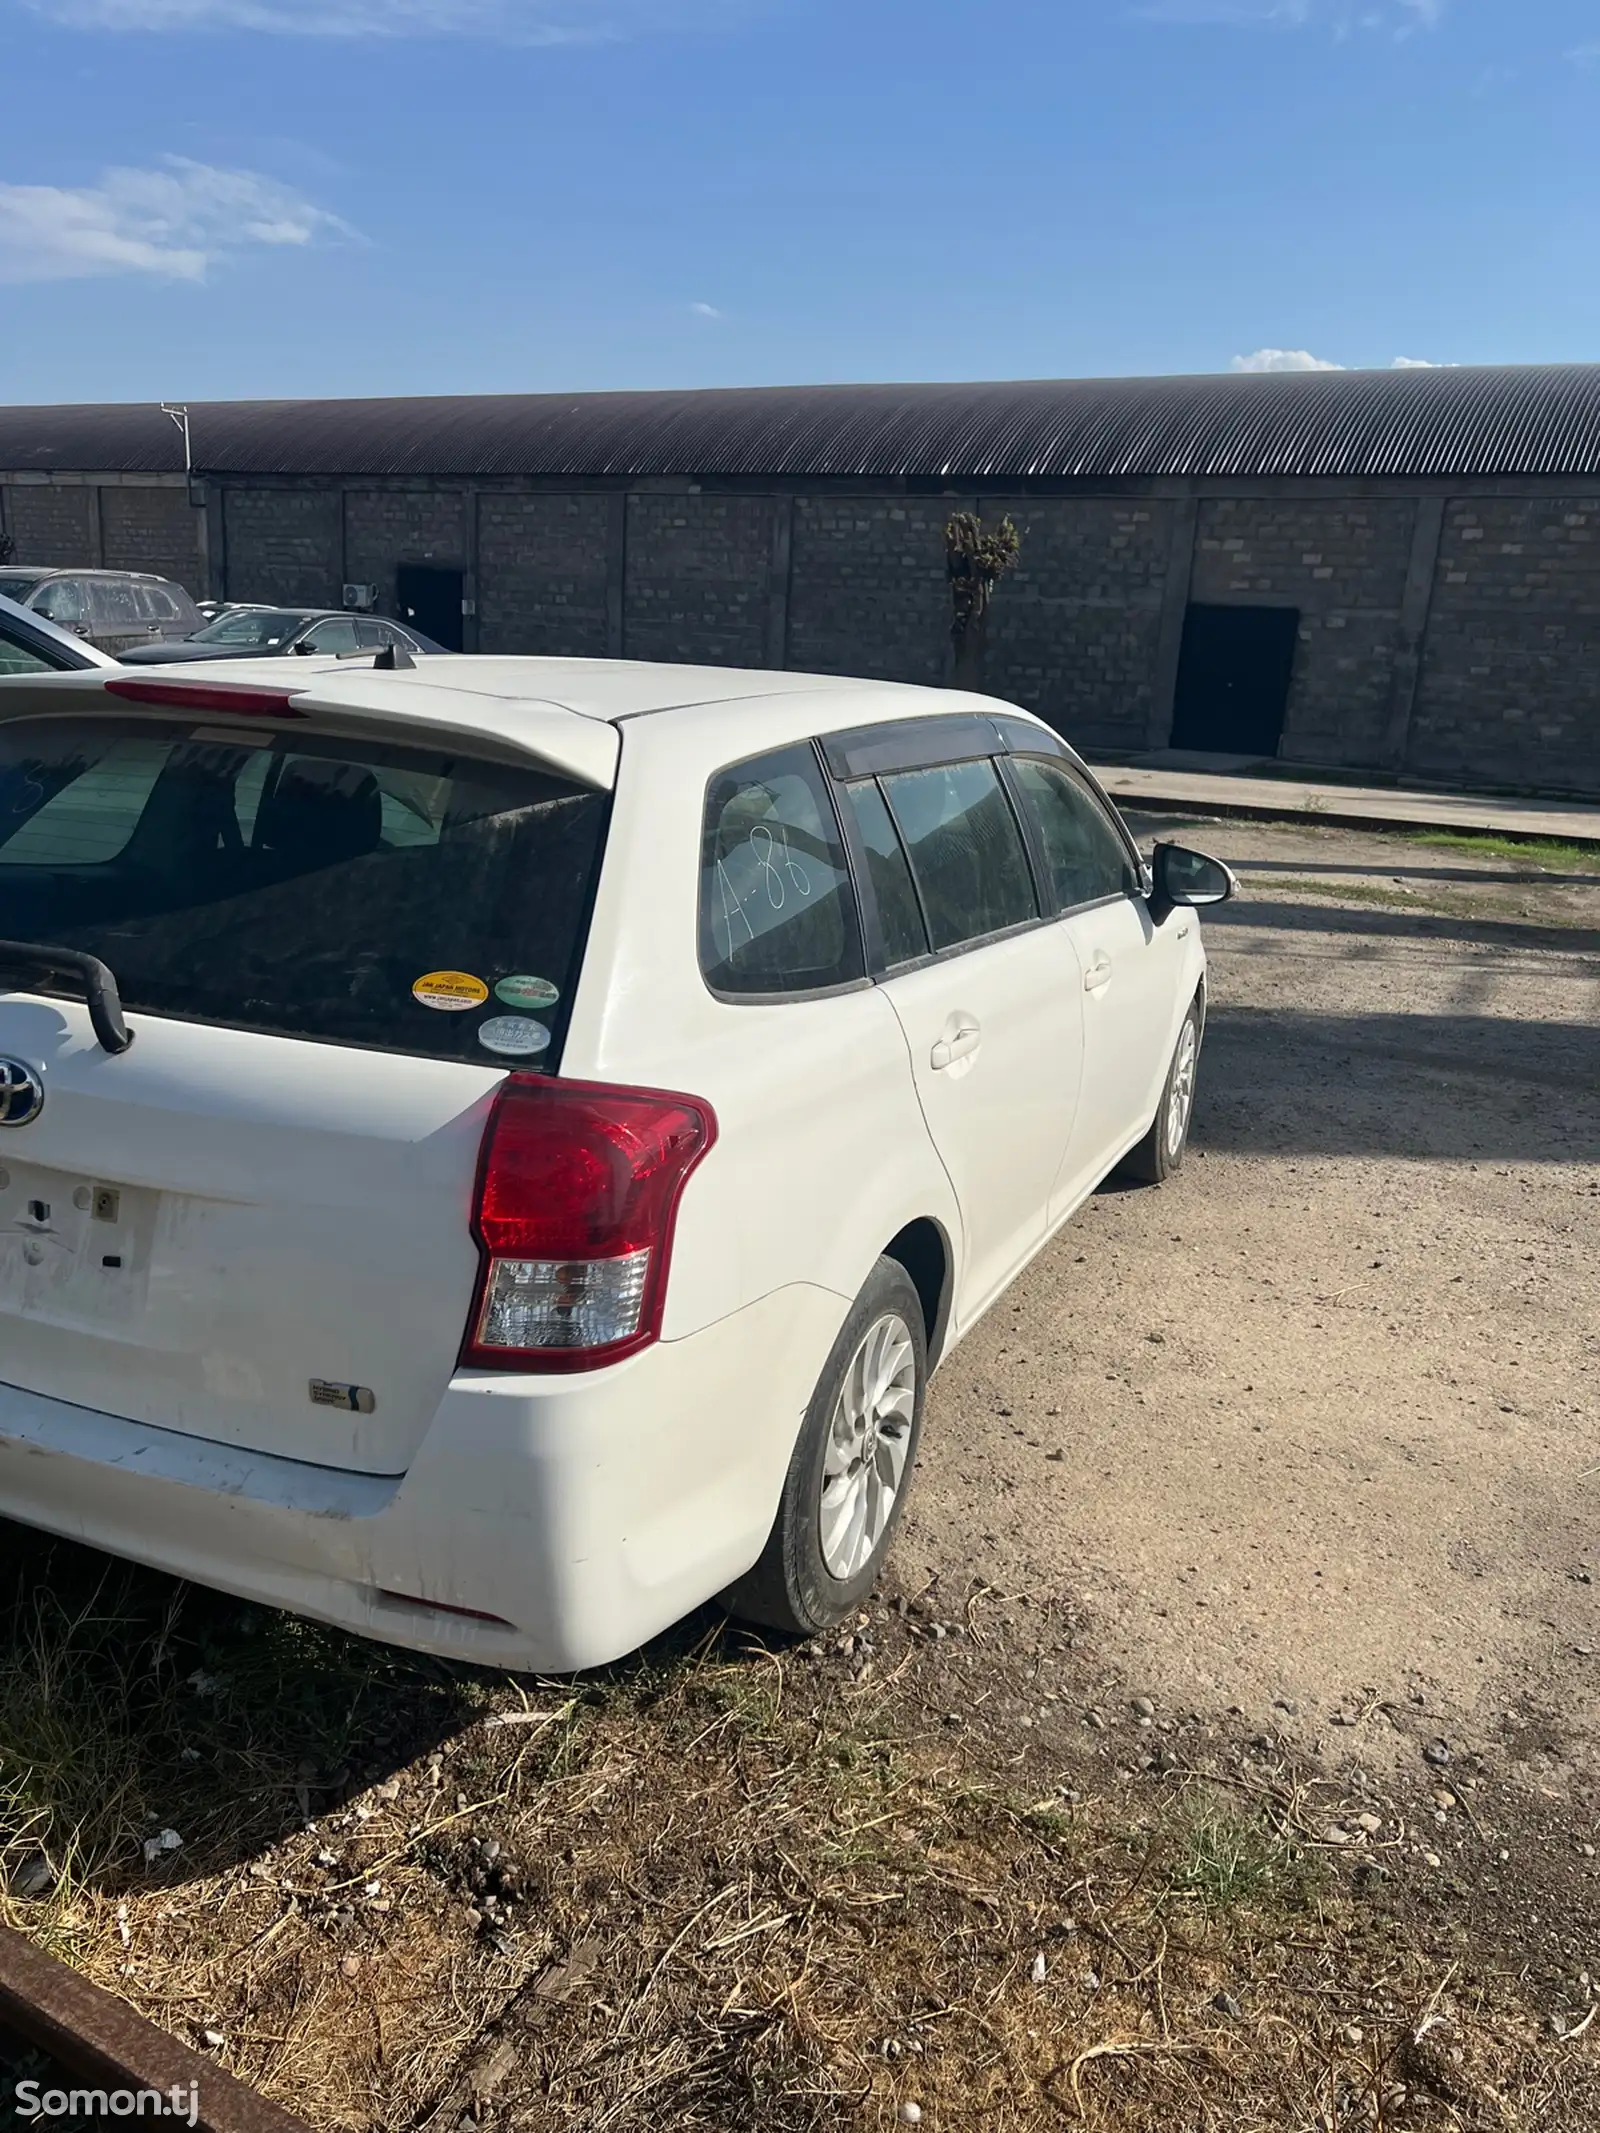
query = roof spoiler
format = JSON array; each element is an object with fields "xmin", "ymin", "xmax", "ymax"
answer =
[{"xmin": 0, "ymin": 668, "xmax": 619, "ymax": 792}]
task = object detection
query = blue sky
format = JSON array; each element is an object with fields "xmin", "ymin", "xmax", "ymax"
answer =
[{"xmin": 0, "ymin": 0, "xmax": 1597, "ymax": 403}]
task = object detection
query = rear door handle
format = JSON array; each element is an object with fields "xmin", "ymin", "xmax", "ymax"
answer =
[
  {"xmin": 1084, "ymin": 955, "xmax": 1113, "ymax": 994},
  {"xmin": 930, "ymin": 1021, "xmax": 981, "ymax": 1071}
]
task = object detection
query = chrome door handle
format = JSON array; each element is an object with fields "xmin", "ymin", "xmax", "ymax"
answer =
[
  {"xmin": 1084, "ymin": 956, "xmax": 1113, "ymax": 994},
  {"xmin": 930, "ymin": 1022, "xmax": 981, "ymax": 1071}
]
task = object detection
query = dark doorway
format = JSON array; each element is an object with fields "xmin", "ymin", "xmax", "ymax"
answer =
[
  {"xmin": 1170, "ymin": 603, "xmax": 1299, "ymax": 757},
  {"xmin": 396, "ymin": 565, "xmax": 464, "ymax": 652}
]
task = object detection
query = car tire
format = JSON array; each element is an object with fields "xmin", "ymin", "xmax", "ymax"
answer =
[
  {"xmin": 723, "ymin": 1256, "xmax": 928, "ymax": 1637},
  {"xmin": 1117, "ymin": 996, "xmax": 1203, "ymax": 1186}
]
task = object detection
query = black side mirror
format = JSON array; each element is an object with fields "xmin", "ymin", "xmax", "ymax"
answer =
[{"xmin": 1151, "ymin": 842, "xmax": 1237, "ymax": 910}]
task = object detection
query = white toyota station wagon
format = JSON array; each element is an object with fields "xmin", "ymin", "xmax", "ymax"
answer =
[{"xmin": 0, "ymin": 655, "xmax": 1233, "ymax": 1670}]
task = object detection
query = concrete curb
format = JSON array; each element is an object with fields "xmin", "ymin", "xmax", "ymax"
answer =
[{"xmin": 1103, "ymin": 787, "xmax": 1600, "ymax": 850}]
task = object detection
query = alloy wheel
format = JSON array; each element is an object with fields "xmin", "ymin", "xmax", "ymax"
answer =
[
  {"xmin": 818, "ymin": 1311, "xmax": 917, "ymax": 1580},
  {"xmin": 1166, "ymin": 1018, "xmax": 1198, "ymax": 1159}
]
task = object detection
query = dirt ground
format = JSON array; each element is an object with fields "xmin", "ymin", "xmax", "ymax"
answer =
[
  {"xmin": 904, "ymin": 812, "xmax": 1600, "ymax": 1780},
  {"xmin": 3, "ymin": 811, "xmax": 1599, "ymax": 2133}
]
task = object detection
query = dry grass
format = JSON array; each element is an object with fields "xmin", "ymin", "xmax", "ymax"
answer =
[{"xmin": 2, "ymin": 1528, "xmax": 1597, "ymax": 2132}]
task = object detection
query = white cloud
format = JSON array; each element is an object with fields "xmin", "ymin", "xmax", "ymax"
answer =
[
  {"xmin": 1231, "ymin": 347, "xmax": 1343, "ymax": 372},
  {"xmin": 1231, "ymin": 349, "xmax": 1457, "ymax": 373},
  {"xmin": 1140, "ymin": 0, "xmax": 1443, "ymax": 29},
  {"xmin": 0, "ymin": 158, "xmax": 347, "ymax": 283},
  {"xmin": 688, "ymin": 300, "xmax": 723, "ymax": 319},
  {"xmin": 18, "ymin": 0, "xmax": 740, "ymax": 38}
]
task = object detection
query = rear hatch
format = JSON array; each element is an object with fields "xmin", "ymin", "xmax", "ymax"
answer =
[{"xmin": 0, "ymin": 669, "xmax": 613, "ymax": 1474}]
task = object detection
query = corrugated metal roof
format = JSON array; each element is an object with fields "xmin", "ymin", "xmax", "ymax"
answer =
[{"xmin": 6, "ymin": 366, "xmax": 1600, "ymax": 482}]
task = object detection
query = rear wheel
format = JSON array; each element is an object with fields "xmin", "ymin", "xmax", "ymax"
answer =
[
  {"xmin": 723, "ymin": 1257, "xmax": 927, "ymax": 1636},
  {"xmin": 1117, "ymin": 998, "xmax": 1202, "ymax": 1185}
]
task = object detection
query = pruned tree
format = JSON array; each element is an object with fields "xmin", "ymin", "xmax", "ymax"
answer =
[{"xmin": 945, "ymin": 510, "xmax": 1021, "ymax": 690}]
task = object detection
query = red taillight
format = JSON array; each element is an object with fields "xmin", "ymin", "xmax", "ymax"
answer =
[
  {"xmin": 104, "ymin": 678, "xmax": 305, "ymax": 718},
  {"xmin": 463, "ymin": 1075, "xmax": 717, "ymax": 1372}
]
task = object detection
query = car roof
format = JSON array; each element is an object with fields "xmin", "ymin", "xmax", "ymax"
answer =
[
  {"xmin": 0, "ymin": 566, "xmax": 184, "ymax": 585},
  {"xmin": 0, "ymin": 655, "xmax": 1069, "ymax": 795}
]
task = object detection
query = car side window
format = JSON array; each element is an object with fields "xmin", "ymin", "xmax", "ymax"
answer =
[
  {"xmin": 138, "ymin": 584, "xmax": 183, "ymax": 624},
  {"xmin": 844, "ymin": 778, "xmax": 928, "ymax": 967},
  {"xmin": 700, "ymin": 745, "xmax": 862, "ymax": 997},
  {"xmin": 1010, "ymin": 756, "xmax": 1137, "ymax": 911},
  {"xmin": 0, "ymin": 637, "xmax": 53, "ymax": 675},
  {"xmin": 302, "ymin": 618, "xmax": 360, "ymax": 653},
  {"xmin": 33, "ymin": 580, "xmax": 86, "ymax": 625},
  {"xmin": 91, "ymin": 580, "xmax": 142, "ymax": 631},
  {"xmin": 879, "ymin": 757, "xmax": 1036, "ymax": 952}
]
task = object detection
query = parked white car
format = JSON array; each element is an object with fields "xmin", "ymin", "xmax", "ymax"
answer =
[{"xmin": 0, "ymin": 656, "xmax": 1233, "ymax": 1670}]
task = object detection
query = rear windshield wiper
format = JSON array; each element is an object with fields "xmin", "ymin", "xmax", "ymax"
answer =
[{"xmin": 0, "ymin": 941, "xmax": 135, "ymax": 1055}]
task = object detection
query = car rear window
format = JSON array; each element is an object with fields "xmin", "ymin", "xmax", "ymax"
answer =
[
  {"xmin": 0, "ymin": 637, "xmax": 54, "ymax": 677},
  {"xmin": 699, "ymin": 743, "xmax": 862, "ymax": 998},
  {"xmin": 0, "ymin": 715, "xmax": 608, "ymax": 1066},
  {"xmin": 137, "ymin": 583, "xmax": 188, "ymax": 625}
]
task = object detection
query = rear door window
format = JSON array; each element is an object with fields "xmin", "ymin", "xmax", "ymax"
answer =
[
  {"xmin": 0, "ymin": 715, "xmax": 608, "ymax": 1066},
  {"xmin": 90, "ymin": 580, "xmax": 143, "ymax": 634},
  {"xmin": 699, "ymin": 744, "xmax": 861, "ymax": 997},
  {"xmin": 879, "ymin": 758, "xmax": 1037, "ymax": 951},
  {"xmin": 301, "ymin": 618, "xmax": 360, "ymax": 654},
  {"xmin": 844, "ymin": 778, "xmax": 927, "ymax": 967}
]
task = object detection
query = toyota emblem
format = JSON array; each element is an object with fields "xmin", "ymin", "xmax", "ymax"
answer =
[{"xmin": 0, "ymin": 1058, "xmax": 45, "ymax": 1128}]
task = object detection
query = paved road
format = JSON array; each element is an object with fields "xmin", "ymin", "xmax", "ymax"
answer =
[{"xmin": 901, "ymin": 812, "xmax": 1600, "ymax": 1777}]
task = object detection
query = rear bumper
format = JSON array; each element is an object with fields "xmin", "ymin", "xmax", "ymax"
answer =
[{"xmin": 0, "ymin": 1282, "xmax": 847, "ymax": 1671}]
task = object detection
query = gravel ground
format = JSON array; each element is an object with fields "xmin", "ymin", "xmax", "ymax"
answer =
[
  {"xmin": 4, "ymin": 812, "xmax": 1598, "ymax": 2130},
  {"xmin": 901, "ymin": 813, "xmax": 1600, "ymax": 1783}
]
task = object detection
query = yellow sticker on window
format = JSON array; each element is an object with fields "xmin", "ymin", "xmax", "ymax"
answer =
[{"xmin": 413, "ymin": 970, "xmax": 489, "ymax": 1012}]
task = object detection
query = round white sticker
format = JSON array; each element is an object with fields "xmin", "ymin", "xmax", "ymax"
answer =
[{"xmin": 476, "ymin": 1015, "xmax": 553, "ymax": 1058}]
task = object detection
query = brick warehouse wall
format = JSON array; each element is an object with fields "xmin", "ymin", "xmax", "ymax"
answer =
[
  {"xmin": 1410, "ymin": 497, "xmax": 1600, "ymax": 791},
  {"xmin": 788, "ymin": 495, "xmax": 969, "ymax": 687},
  {"xmin": 6, "ymin": 469, "xmax": 1598, "ymax": 795},
  {"xmin": 478, "ymin": 493, "xmax": 608, "ymax": 656},
  {"xmin": 344, "ymin": 490, "xmax": 465, "ymax": 615},
  {"xmin": 2, "ymin": 483, "xmax": 99, "ymax": 566},
  {"xmin": 222, "ymin": 487, "xmax": 341, "ymax": 608},
  {"xmin": 624, "ymin": 493, "xmax": 773, "ymax": 667},
  {"xmin": 99, "ymin": 487, "xmax": 203, "ymax": 593},
  {"xmin": 1189, "ymin": 496, "xmax": 1419, "ymax": 767},
  {"xmin": 977, "ymin": 497, "xmax": 1174, "ymax": 750},
  {"xmin": 0, "ymin": 480, "xmax": 200, "ymax": 590}
]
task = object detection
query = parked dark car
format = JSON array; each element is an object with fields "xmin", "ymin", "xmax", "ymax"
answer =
[
  {"xmin": 117, "ymin": 605, "xmax": 446, "ymax": 665},
  {"xmin": 0, "ymin": 588, "xmax": 118, "ymax": 673},
  {"xmin": 0, "ymin": 568, "xmax": 202, "ymax": 657}
]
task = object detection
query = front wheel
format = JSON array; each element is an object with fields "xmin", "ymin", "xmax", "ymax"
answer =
[
  {"xmin": 722, "ymin": 1257, "xmax": 927, "ymax": 1636},
  {"xmin": 1117, "ymin": 998, "xmax": 1202, "ymax": 1185}
]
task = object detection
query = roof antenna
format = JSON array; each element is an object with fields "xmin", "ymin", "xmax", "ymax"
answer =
[{"xmin": 373, "ymin": 644, "xmax": 415, "ymax": 671}]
